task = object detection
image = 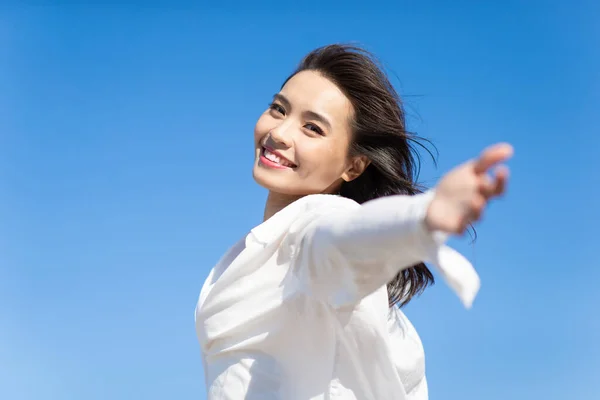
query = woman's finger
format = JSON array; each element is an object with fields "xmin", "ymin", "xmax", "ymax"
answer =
[
  {"xmin": 463, "ymin": 193, "xmax": 487, "ymax": 226},
  {"xmin": 478, "ymin": 174, "xmax": 496, "ymax": 198},
  {"xmin": 473, "ymin": 143, "xmax": 514, "ymax": 174},
  {"xmin": 492, "ymin": 165, "xmax": 510, "ymax": 197}
]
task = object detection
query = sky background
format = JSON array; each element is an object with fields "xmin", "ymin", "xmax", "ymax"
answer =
[{"xmin": 1, "ymin": 1, "xmax": 598, "ymax": 399}]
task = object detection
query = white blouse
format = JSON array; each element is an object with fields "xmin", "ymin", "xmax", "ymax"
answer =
[{"xmin": 195, "ymin": 191, "xmax": 479, "ymax": 399}]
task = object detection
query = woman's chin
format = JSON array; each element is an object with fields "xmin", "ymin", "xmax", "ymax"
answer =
[{"xmin": 252, "ymin": 168, "xmax": 302, "ymax": 196}]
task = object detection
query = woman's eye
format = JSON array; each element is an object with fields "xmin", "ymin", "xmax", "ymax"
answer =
[
  {"xmin": 305, "ymin": 123, "xmax": 324, "ymax": 136},
  {"xmin": 268, "ymin": 103, "xmax": 286, "ymax": 116}
]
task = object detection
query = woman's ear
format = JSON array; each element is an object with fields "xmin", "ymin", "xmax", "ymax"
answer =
[{"xmin": 342, "ymin": 155, "xmax": 371, "ymax": 182}]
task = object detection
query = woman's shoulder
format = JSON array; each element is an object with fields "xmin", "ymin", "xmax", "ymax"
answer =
[
  {"xmin": 281, "ymin": 194, "xmax": 360, "ymax": 240},
  {"xmin": 297, "ymin": 193, "xmax": 360, "ymax": 213},
  {"xmin": 248, "ymin": 194, "xmax": 358, "ymax": 246}
]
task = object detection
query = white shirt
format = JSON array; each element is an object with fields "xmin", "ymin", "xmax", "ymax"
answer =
[{"xmin": 195, "ymin": 191, "xmax": 480, "ymax": 399}]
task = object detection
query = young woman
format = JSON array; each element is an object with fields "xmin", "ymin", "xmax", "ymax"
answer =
[{"xmin": 195, "ymin": 44, "xmax": 512, "ymax": 399}]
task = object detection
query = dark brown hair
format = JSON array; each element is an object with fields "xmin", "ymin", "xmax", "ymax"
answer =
[{"xmin": 284, "ymin": 44, "xmax": 436, "ymax": 307}]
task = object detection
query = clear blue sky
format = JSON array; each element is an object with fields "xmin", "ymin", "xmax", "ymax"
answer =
[{"xmin": 1, "ymin": 2, "xmax": 598, "ymax": 399}]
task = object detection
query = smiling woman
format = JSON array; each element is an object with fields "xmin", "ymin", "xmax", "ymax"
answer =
[
  {"xmin": 253, "ymin": 71, "xmax": 357, "ymax": 200},
  {"xmin": 195, "ymin": 44, "xmax": 513, "ymax": 399}
]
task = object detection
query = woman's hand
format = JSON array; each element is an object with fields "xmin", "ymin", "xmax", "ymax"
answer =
[{"xmin": 425, "ymin": 143, "xmax": 514, "ymax": 234}]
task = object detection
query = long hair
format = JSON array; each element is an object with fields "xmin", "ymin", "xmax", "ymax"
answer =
[{"xmin": 283, "ymin": 44, "xmax": 436, "ymax": 307}]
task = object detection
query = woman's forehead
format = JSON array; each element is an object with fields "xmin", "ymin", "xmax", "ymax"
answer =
[{"xmin": 280, "ymin": 70, "xmax": 353, "ymax": 122}]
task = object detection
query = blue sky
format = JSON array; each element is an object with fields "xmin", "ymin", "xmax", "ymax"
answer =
[{"xmin": 1, "ymin": 2, "xmax": 598, "ymax": 399}]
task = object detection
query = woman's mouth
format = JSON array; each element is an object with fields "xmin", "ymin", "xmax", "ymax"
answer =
[{"xmin": 259, "ymin": 147, "xmax": 297, "ymax": 169}]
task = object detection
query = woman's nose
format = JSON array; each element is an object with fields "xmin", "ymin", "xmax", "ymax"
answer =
[{"xmin": 268, "ymin": 121, "xmax": 294, "ymax": 147}]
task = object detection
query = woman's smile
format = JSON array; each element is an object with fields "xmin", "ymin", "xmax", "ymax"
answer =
[{"xmin": 259, "ymin": 146, "xmax": 297, "ymax": 169}]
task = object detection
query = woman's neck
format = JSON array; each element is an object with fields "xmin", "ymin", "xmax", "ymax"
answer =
[{"xmin": 263, "ymin": 191, "xmax": 303, "ymax": 222}]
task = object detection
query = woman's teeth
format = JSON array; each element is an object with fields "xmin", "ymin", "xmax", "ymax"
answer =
[{"xmin": 264, "ymin": 148, "xmax": 294, "ymax": 167}]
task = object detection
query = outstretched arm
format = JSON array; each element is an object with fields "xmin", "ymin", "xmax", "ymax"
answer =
[{"xmin": 294, "ymin": 143, "xmax": 514, "ymax": 308}]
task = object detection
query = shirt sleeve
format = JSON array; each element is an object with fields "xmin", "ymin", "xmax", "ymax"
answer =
[{"xmin": 293, "ymin": 190, "xmax": 480, "ymax": 308}]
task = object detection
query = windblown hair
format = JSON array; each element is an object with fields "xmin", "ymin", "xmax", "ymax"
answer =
[{"xmin": 283, "ymin": 44, "xmax": 437, "ymax": 307}]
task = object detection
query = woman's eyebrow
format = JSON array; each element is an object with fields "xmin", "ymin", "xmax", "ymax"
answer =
[{"xmin": 273, "ymin": 93, "xmax": 332, "ymax": 130}]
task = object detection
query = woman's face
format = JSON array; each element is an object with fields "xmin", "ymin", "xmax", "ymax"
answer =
[{"xmin": 253, "ymin": 70, "xmax": 366, "ymax": 196}]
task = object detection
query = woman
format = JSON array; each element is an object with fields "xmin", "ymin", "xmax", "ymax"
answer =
[{"xmin": 195, "ymin": 44, "xmax": 512, "ymax": 399}]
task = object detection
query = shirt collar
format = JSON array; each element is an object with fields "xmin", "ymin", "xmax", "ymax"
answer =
[{"xmin": 247, "ymin": 194, "xmax": 340, "ymax": 246}]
